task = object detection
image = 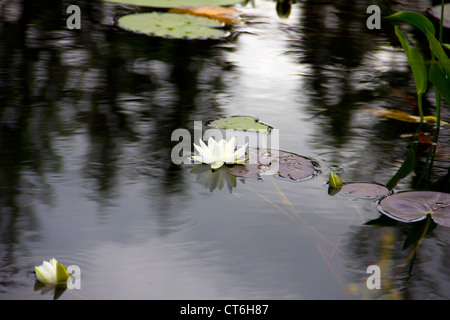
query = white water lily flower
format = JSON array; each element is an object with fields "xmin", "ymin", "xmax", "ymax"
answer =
[
  {"xmin": 35, "ymin": 258, "xmax": 70, "ymax": 286},
  {"xmin": 192, "ymin": 137, "xmax": 248, "ymax": 170}
]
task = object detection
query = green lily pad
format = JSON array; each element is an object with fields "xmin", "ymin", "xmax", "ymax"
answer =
[
  {"xmin": 342, "ymin": 182, "xmax": 391, "ymax": 200},
  {"xmin": 116, "ymin": 12, "xmax": 228, "ymax": 40},
  {"xmin": 103, "ymin": 0, "xmax": 243, "ymax": 8},
  {"xmin": 209, "ymin": 116, "xmax": 273, "ymax": 133},
  {"xmin": 229, "ymin": 148, "xmax": 320, "ymax": 181},
  {"xmin": 377, "ymin": 191, "xmax": 450, "ymax": 226}
]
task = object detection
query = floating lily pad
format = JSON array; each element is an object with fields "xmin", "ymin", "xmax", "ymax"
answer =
[
  {"xmin": 116, "ymin": 12, "xmax": 228, "ymax": 40},
  {"xmin": 229, "ymin": 148, "xmax": 320, "ymax": 181},
  {"xmin": 342, "ymin": 182, "xmax": 391, "ymax": 200},
  {"xmin": 377, "ymin": 191, "xmax": 450, "ymax": 226},
  {"xmin": 104, "ymin": 0, "xmax": 243, "ymax": 8},
  {"xmin": 209, "ymin": 116, "xmax": 273, "ymax": 133},
  {"xmin": 430, "ymin": 4, "xmax": 450, "ymax": 29}
]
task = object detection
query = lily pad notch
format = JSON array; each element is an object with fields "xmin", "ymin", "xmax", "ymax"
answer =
[{"xmin": 377, "ymin": 191, "xmax": 450, "ymax": 227}]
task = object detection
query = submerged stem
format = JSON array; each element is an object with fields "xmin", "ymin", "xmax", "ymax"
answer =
[{"xmin": 426, "ymin": 1, "xmax": 445, "ymax": 188}]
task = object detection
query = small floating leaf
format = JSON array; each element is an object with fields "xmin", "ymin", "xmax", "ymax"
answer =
[
  {"xmin": 364, "ymin": 108, "xmax": 449, "ymax": 125},
  {"xmin": 342, "ymin": 182, "xmax": 391, "ymax": 200},
  {"xmin": 116, "ymin": 12, "xmax": 228, "ymax": 40},
  {"xmin": 377, "ymin": 191, "xmax": 450, "ymax": 226},
  {"xmin": 209, "ymin": 116, "xmax": 273, "ymax": 133},
  {"xmin": 229, "ymin": 148, "xmax": 319, "ymax": 182},
  {"xmin": 104, "ymin": 0, "xmax": 243, "ymax": 8}
]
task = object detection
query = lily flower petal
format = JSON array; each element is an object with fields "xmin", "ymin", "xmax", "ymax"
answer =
[
  {"xmin": 192, "ymin": 137, "xmax": 248, "ymax": 169},
  {"xmin": 35, "ymin": 258, "xmax": 70, "ymax": 286},
  {"xmin": 211, "ymin": 161, "xmax": 224, "ymax": 170}
]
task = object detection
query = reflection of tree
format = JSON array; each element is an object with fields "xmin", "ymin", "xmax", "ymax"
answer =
[
  {"xmin": 286, "ymin": 0, "xmax": 450, "ymax": 299},
  {"xmin": 344, "ymin": 220, "xmax": 450, "ymax": 299},
  {"xmin": 290, "ymin": 0, "xmax": 438, "ymax": 183},
  {"xmin": 296, "ymin": 1, "xmax": 394, "ymax": 147},
  {"xmin": 0, "ymin": 0, "xmax": 237, "ymax": 289}
]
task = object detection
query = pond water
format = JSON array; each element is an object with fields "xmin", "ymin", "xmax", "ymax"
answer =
[{"xmin": 1, "ymin": 0, "xmax": 450, "ymax": 300}]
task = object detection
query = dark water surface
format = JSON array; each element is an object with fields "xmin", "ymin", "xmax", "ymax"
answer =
[{"xmin": 1, "ymin": 0, "xmax": 450, "ymax": 299}]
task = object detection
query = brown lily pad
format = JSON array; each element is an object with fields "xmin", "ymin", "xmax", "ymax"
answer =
[
  {"xmin": 342, "ymin": 182, "xmax": 392, "ymax": 200},
  {"xmin": 377, "ymin": 191, "xmax": 450, "ymax": 226}
]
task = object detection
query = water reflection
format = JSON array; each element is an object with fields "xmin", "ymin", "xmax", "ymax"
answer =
[
  {"xmin": 33, "ymin": 281, "xmax": 67, "ymax": 300},
  {"xmin": 0, "ymin": 0, "xmax": 449, "ymax": 299},
  {"xmin": 190, "ymin": 165, "xmax": 242, "ymax": 193},
  {"xmin": 0, "ymin": 0, "xmax": 238, "ymax": 293},
  {"xmin": 289, "ymin": 0, "xmax": 443, "ymax": 184}
]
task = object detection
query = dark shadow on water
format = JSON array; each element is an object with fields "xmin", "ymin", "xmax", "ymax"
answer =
[{"xmin": 0, "ymin": 0, "xmax": 238, "ymax": 291}]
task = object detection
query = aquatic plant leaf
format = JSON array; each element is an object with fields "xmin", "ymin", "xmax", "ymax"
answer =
[
  {"xmin": 385, "ymin": 145, "xmax": 417, "ymax": 191},
  {"xmin": 209, "ymin": 116, "xmax": 273, "ymax": 133},
  {"xmin": 116, "ymin": 12, "xmax": 228, "ymax": 40},
  {"xmin": 229, "ymin": 148, "xmax": 319, "ymax": 182},
  {"xmin": 104, "ymin": 0, "xmax": 243, "ymax": 8},
  {"xmin": 386, "ymin": 11, "xmax": 436, "ymax": 36},
  {"xmin": 430, "ymin": 3, "xmax": 450, "ymax": 29},
  {"xmin": 363, "ymin": 108, "xmax": 448, "ymax": 125},
  {"xmin": 342, "ymin": 182, "xmax": 391, "ymax": 200},
  {"xmin": 169, "ymin": 5, "xmax": 240, "ymax": 26},
  {"xmin": 402, "ymin": 214, "xmax": 437, "ymax": 250},
  {"xmin": 429, "ymin": 59, "xmax": 450, "ymax": 105},
  {"xmin": 425, "ymin": 29, "xmax": 450, "ymax": 73},
  {"xmin": 395, "ymin": 26, "xmax": 428, "ymax": 97},
  {"xmin": 377, "ymin": 191, "xmax": 450, "ymax": 226}
]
